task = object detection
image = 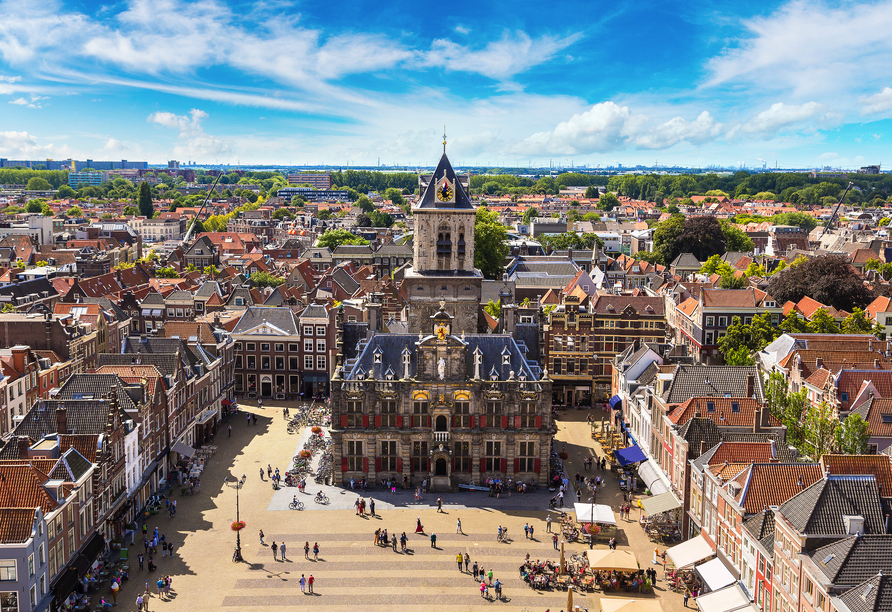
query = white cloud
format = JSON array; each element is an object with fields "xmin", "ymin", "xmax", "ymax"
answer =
[
  {"xmin": 0, "ymin": 130, "xmax": 71, "ymax": 158},
  {"xmin": 860, "ymin": 87, "xmax": 892, "ymax": 115},
  {"xmin": 0, "ymin": 75, "xmax": 20, "ymax": 82},
  {"xmin": 103, "ymin": 138, "xmax": 127, "ymax": 152},
  {"xmin": 454, "ymin": 25, "xmax": 470, "ymax": 35},
  {"xmin": 738, "ymin": 102, "xmax": 825, "ymax": 136},
  {"xmin": 147, "ymin": 108, "xmax": 231, "ymax": 159},
  {"xmin": 633, "ymin": 111, "xmax": 723, "ymax": 149},
  {"xmin": 8, "ymin": 97, "xmax": 26, "ymax": 105},
  {"xmin": 7, "ymin": 93, "xmax": 44, "ymax": 108}
]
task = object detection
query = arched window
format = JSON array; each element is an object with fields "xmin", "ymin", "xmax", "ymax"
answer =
[{"xmin": 436, "ymin": 225, "xmax": 452, "ymax": 270}]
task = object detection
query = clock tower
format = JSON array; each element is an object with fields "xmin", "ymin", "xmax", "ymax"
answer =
[{"xmin": 405, "ymin": 146, "xmax": 483, "ymax": 335}]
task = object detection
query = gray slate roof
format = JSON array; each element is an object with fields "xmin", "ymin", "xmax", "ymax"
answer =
[
  {"xmin": 779, "ymin": 475, "xmax": 886, "ymax": 535},
  {"xmin": 14, "ymin": 398, "xmax": 117, "ymax": 438},
  {"xmin": 232, "ymin": 307, "xmax": 299, "ymax": 335},
  {"xmin": 671, "ymin": 253, "xmax": 702, "ymax": 269},
  {"xmin": 662, "ymin": 365, "xmax": 765, "ymax": 404},
  {"xmin": 300, "ymin": 304, "xmax": 328, "ymax": 320},
  {"xmin": 55, "ymin": 374, "xmax": 139, "ymax": 412},
  {"xmin": 98, "ymin": 353, "xmax": 179, "ymax": 377},
  {"xmin": 49, "ymin": 448, "xmax": 93, "ymax": 481},
  {"xmin": 414, "ymin": 153, "xmax": 474, "ymax": 210},
  {"xmin": 836, "ymin": 574, "xmax": 892, "ymax": 612},
  {"xmin": 807, "ymin": 536, "xmax": 892, "ymax": 586},
  {"xmin": 743, "ymin": 508, "xmax": 776, "ymax": 552}
]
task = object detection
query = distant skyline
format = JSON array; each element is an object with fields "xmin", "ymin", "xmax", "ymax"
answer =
[{"xmin": 1, "ymin": 0, "xmax": 892, "ymax": 169}]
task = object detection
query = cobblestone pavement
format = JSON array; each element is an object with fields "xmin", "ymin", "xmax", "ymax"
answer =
[{"xmin": 106, "ymin": 402, "xmax": 686, "ymax": 612}]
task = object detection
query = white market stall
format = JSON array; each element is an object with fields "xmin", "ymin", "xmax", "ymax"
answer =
[
  {"xmin": 695, "ymin": 558, "xmax": 737, "ymax": 592},
  {"xmin": 666, "ymin": 534, "xmax": 714, "ymax": 569}
]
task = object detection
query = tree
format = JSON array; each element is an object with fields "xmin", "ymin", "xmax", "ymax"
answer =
[
  {"xmin": 25, "ymin": 200, "xmax": 44, "ymax": 213},
  {"xmin": 316, "ymin": 210, "xmax": 332, "ymax": 221},
  {"xmin": 354, "ymin": 213, "xmax": 372, "ymax": 228},
  {"xmin": 802, "ymin": 401, "xmax": 839, "ymax": 460},
  {"xmin": 779, "ymin": 313, "xmax": 810, "ymax": 334},
  {"xmin": 187, "ymin": 218, "xmax": 205, "ymax": 235},
  {"xmin": 40, "ymin": 203, "xmax": 52, "ymax": 216},
  {"xmin": 767, "ymin": 255, "xmax": 873, "ymax": 312},
  {"xmin": 700, "ymin": 254, "xmax": 733, "ymax": 277},
  {"xmin": 483, "ymin": 299, "xmax": 501, "ymax": 318},
  {"xmin": 677, "ymin": 216, "xmax": 727, "ymax": 261},
  {"xmin": 368, "ymin": 210, "xmax": 394, "ymax": 227},
  {"xmin": 807, "ymin": 308, "xmax": 841, "ymax": 334},
  {"xmin": 138, "ymin": 181, "xmax": 154, "ymax": 219},
  {"xmin": 835, "ymin": 413, "xmax": 870, "ymax": 455},
  {"xmin": 880, "ymin": 217, "xmax": 890, "ymax": 227},
  {"xmin": 56, "ymin": 185, "xmax": 76, "ymax": 199},
  {"xmin": 316, "ymin": 229, "xmax": 370, "ymax": 250},
  {"xmin": 26, "ymin": 177, "xmax": 52, "ymax": 191},
  {"xmin": 250, "ymin": 271, "xmax": 285, "ymax": 288},
  {"xmin": 841, "ymin": 308, "xmax": 883, "ymax": 335},
  {"xmin": 765, "ymin": 371, "xmax": 808, "ymax": 450},
  {"xmin": 721, "ymin": 221, "xmax": 754, "ymax": 252},
  {"xmin": 522, "ymin": 206, "xmax": 539, "ymax": 225},
  {"xmin": 598, "ymin": 192, "xmax": 620, "ymax": 211},
  {"xmin": 123, "ymin": 206, "xmax": 138, "ymax": 216},
  {"xmin": 718, "ymin": 313, "xmax": 780, "ymax": 364},
  {"xmin": 356, "ymin": 195, "xmax": 374, "ymax": 213},
  {"xmin": 474, "ymin": 207, "xmax": 509, "ymax": 280},
  {"xmin": 652, "ymin": 214, "xmax": 685, "ymax": 265},
  {"xmin": 584, "ymin": 185, "xmax": 599, "ymax": 199},
  {"xmin": 384, "ymin": 188, "xmax": 405, "ymax": 207},
  {"xmin": 272, "ymin": 208, "xmax": 293, "ymax": 220},
  {"xmin": 720, "ymin": 273, "xmax": 748, "ymax": 289},
  {"xmin": 155, "ymin": 267, "xmax": 179, "ymax": 278},
  {"xmin": 65, "ymin": 206, "xmax": 83, "ymax": 217},
  {"xmin": 724, "ymin": 346, "xmax": 756, "ymax": 366}
]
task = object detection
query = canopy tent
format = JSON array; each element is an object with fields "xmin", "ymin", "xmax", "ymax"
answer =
[
  {"xmin": 695, "ymin": 583, "xmax": 757, "ymax": 612},
  {"xmin": 696, "ymin": 558, "xmax": 737, "ymax": 592},
  {"xmin": 221, "ymin": 399, "xmax": 234, "ymax": 406},
  {"xmin": 574, "ymin": 503, "xmax": 617, "ymax": 525},
  {"xmin": 609, "ymin": 395, "xmax": 623, "ymax": 409},
  {"xmin": 638, "ymin": 459, "xmax": 670, "ymax": 495},
  {"xmin": 586, "ymin": 550, "xmax": 640, "ymax": 572},
  {"xmin": 666, "ymin": 534, "xmax": 714, "ymax": 569},
  {"xmin": 639, "ymin": 492, "xmax": 681, "ymax": 516},
  {"xmin": 615, "ymin": 445, "xmax": 647, "ymax": 466},
  {"xmin": 171, "ymin": 441, "xmax": 195, "ymax": 458},
  {"xmin": 601, "ymin": 597, "xmax": 664, "ymax": 612}
]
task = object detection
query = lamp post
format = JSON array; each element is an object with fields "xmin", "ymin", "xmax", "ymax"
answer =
[{"xmin": 224, "ymin": 474, "xmax": 247, "ymax": 561}]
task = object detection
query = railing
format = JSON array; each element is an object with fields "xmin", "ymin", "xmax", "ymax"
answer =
[{"xmin": 433, "ymin": 431, "xmax": 450, "ymax": 443}]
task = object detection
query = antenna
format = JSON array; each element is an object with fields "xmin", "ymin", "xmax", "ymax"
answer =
[{"xmin": 443, "ymin": 126, "xmax": 447, "ymax": 154}]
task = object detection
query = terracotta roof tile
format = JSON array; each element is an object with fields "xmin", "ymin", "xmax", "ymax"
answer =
[
  {"xmin": 731, "ymin": 463, "xmax": 824, "ymax": 514},
  {"xmin": 821, "ymin": 454, "xmax": 892, "ymax": 497},
  {"xmin": 0, "ymin": 508, "xmax": 36, "ymax": 543},
  {"xmin": 669, "ymin": 397, "xmax": 779, "ymax": 427},
  {"xmin": 0, "ymin": 463, "xmax": 59, "ymax": 510}
]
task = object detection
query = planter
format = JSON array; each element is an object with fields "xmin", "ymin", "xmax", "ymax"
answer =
[
  {"xmin": 311, "ymin": 427, "xmax": 322, "ymax": 435},
  {"xmin": 299, "ymin": 450, "xmax": 312, "ymax": 459},
  {"xmin": 231, "ymin": 520, "xmax": 246, "ymax": 532},
  {"xmin": 558, "ymin": 452, "xmax": 569, "ymax": 460}
]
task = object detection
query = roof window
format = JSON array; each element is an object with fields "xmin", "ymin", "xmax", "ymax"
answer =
[{"xmin": 706, "ymin": 401, "xmax": 715, "ymax": 412}]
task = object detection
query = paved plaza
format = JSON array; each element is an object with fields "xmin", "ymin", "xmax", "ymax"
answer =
[{"xmin": 109, "ymin": 402, "xmax": 687, "ymax": 612}]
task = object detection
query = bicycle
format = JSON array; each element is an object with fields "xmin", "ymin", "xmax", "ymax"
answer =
[
  {"xmin": 289, "ymin": 500, "xmax": 304, "ymax": 511},
  {"xmin": 497, "ymin": 529, "xmax": 509, "ymax": 543},
  {"xmin": 314, "ymin": 492, "xmax": 329, "ymax": 504}
]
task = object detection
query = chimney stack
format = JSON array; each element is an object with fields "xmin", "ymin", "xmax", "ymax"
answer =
[
  {"xmin": 753, "ymin": 407, "xmax": 761, "ymax": 433},
  {"xmin": 816, "ymin": 357, "xmax": 823, "ymax": 369},
  {"xmin": 17, "ymin": 436, "xmax": 29, "ymax": 459},
  {"xmin": 55, "ymin": 406, "xmax": 67, "ymax": 435},
  {"xmin": 699, "ymin": 440, "xmax": 706, "ymax": 457},
  {"xmin": 746, "ymin": 374, "xmax": 755, "ymax": 398}
]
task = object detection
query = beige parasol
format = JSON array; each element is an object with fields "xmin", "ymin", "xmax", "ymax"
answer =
[
  {"xmin": 600, "ymin": 597, "xmax": 664, "ymax": 612},
  {"xmin": 585, "ymin": 549, "xmax": 641, "ymax": 572}
]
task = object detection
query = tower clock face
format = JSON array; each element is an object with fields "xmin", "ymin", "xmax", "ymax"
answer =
[{"xmin": 437, "ymin": 185, "xmax": 453, "ymax": 202}]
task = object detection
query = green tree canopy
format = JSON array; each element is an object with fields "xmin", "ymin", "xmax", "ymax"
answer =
[
  {"xmin": 25, "ymin": 200, "xmax": 45, "ymax": 214},
  {"xmin": 65, "ymin": 206, "xmax": 83, "ymax": 217},
  {"xmin": 767, "ymin": 255, "xmax": 874, "ymax": 312},
  {"xmin": 155, "ymin": 267, "xmax": 179, "ymax": 278},
  {"xmin": 598, "ymin": 192, "xmax": 620, "ymax": 211},
  {"xmin": 316, "ymin": 229, "xmax": 370, "ymax": 250},
  {"xmin": 123, "ymin": 205, "xmax": 138, "ymax": 216},
  {"xmin": 356, "ymin": 195, "xmax": 375, "ymax": 213},
  {"xmin": 26, "ymin": 177, "xmax": 52, "ymax": 191},
  {"xmin": 250, "ymin": 271, "xmax": 286, "ymax": 288},
  {"xmin": 474, "ymin": 207, "xmax": 509, "ymax": 280},
  {"xmin": 272, "ymin": 208, "xmax": 294, "ymax": 220},
  {"xmin": 522, "ymin": 206, "xmax": 539, "ymax": 225},
  {"xmin": 56, "ymin": 185, "xmax": 76, "ymax": 198},
  {"xmin": 802, "ymin": 401, "xmax": 838, "ymax": 460},
  {"xmin": 835, "ymin": 413, "xmax": 870, "ymax": 455},
  {"xmin": 138, "ymin": 181, "xmax": 154, "ymax": 219}
]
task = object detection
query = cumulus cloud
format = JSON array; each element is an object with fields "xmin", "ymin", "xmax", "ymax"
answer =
[
  {"xmin": 103, "ymin": 138, "xmax": 128, "ymax": 152},
  {"xmin": 0, "ymin": 75, "xmax": 21, "ymax": 83},
  {"xmin": 513, "ymin": 102, "xmax": 723, "ymax": 155},
  {"xmin": 147, "ymin": 108, "xmax": 231, "ymax": 159},
  {"xmin": 8, "ymin": 93, "xmax": 45, "ymax": 108},
  {"xmin": 860, "ymin": 87, "xmax": 892, "ymax": 115},
  {"xmin": 731, "ymin": 102, "xmax": 826, "ymax": 138},
  {"xmin": 0, "ymin": 130, "xmax": 70, "ymax": 158}
]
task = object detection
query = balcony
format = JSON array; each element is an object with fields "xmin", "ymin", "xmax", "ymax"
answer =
[{"xmin": 433, "ymin": 431, "xmax": 450, "ymax": 444}]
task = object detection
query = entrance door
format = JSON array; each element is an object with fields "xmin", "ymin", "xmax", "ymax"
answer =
[
  {"xmin": 435, "ymin": 457, "xmax": 448, "ymax": 476},
  {"xmin": 261, "ymin": 379, "xmax": 272, "ymax": 397},
  {"xmin": 435, "ymin": 415, "xmax": 448, "ymax": 431}
]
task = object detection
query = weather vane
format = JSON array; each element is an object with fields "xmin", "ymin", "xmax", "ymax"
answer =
[{"xmin": 443, "ymin": 125, "xmax": 447, "ymax": 154}]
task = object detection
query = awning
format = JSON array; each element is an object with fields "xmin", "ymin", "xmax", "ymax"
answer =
[
  {"xmin": 196, "ymin": 409, "xmax": 216, "ymax": 425},
  {"xmin": 585, "ymin": 550, "xmax": 640, "ymax": 572},
  {"xmin": 609, "ymin": 395, "xmax": 623, "ymax": 409},
  {"xmin": 221, "ymin": 399, "xmax": 234, "ymax": 406},
  {"xmin": 574, "ymin": 503, "xmax": 617, "ymax": 525},
  {"xmin": 696, "ymin": 558, "xmax": 737, "ymax": 591},
  {"xmin": 53, "ymin": 533, "xmax": 106, "ymax": 600},
  {"xmin": 171, "ymin": 441, "xmax": 195, "ymax": 458},
  {"xmin": 614, "ymin": 445, "xmax": 647, "ymax": 466},
  {"xmin": 666, "ymin": 534, "xmax": 714, "ymax": 569},
  {"xmin": 601, "ymin": 597, "xmax": 664, "ymax": 612},
  {"xmin": 637, "ymin": 459, "xmax": 669, "ymax": 495},
  {"xmin": 696, "ymin": 583, "xmax": 756, "ymax": 612},
  {"xmin": 639, "ymin": 492, "xmax": 681, "ymax": 516}
]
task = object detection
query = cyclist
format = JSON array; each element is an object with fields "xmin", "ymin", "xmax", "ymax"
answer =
[
  {"xmin": 292, "ymin": 496, "xmax": 298, "ymax": 507},
  {"xmin": 497, "ymin": 526, "xmax": 503, "ymax": 541}
]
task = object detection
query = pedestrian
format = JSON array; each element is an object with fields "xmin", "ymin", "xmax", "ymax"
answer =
[
  {"xmin": 653, "ymin": 547, "xmax": 660, "ymax": 564},
  {"xmin": 457, "ymin": 552, "xmax": 464, "ymax": 572},
  {"xmin": 464, "ymin": 553, "xmax": 470, "ymax": 572},
  {"xmin": 374, "ymin": 529, "xmax": 380, "ymax": 545},
  {"xmin": 259, "ymin": 530, "xmax": 265, "ymax": 545},
  {"xmin": 430, "ymin": 533, "xmax": 437, "ymax": 548},
  {"xmin": 308, "ymin": 574, "xmax": 314, "ymax": 594},
  {"xmin": 271, "ymin": 541, "xmax": 278, "ymax": 560},
  {"xmin": 138, "ymin": 553, "xmax": 144, "ymax": 570},
  {"xmin": 156, "ymin": 578, "xmax": 165, "ymax": 599},
  {"xmin": 370, "ymin": 498, "xmax": 375, "ymax": 517},
  {"xmin": 168, "ymin": 543, "xmax": 174, "ymax": 558},
  {"xmin": 479, "ymin": 565, "xmax": 485, "ymax": 583},
  {"xmin": 480, "ymin": 581, "xmax": 487, "ymax": 598},
  {"xmin": 267, "ymin": 464, "xmax": 272, "ymax": 478},
  {"xmin": 488, "ymin": 569, "xmax": 493, "ymax": 585},
  {"xmin": 494, "ymin": 578, "xmax": 502, "ymax": 599},
  {"xmin": 437, "ymin": 496, "xmax": 443, "ymax": 512},
  {"xmin": 164, "ymin": 577, "xmax": 171, "ymax": 597},
  {"xmin": 472, "ymin": 561, "xmax": 479, "ymax": 581},
  {"xmin": 392, "ymin": 532, "xmax": 397, "ymax": 552},
  {"xmin": 313, "ymin": 542, "xmax": 319, "ymax": 560},
  {"xmin": 299, "ymin": 575, "xmax": 306, "ymax": 593},
  {"xmin": 553, "ymin": 533, "xmax": 559, "ymax": 550},
  {"xmin": 259, "ymin": 468, "xmax": 264, "ymax": 480},
  {"xmin": 228, "ymin": 424, "xmax": 231, "ymax": 437},
  {"xmin": 524, "ymin": 523, "xmax": 530, "ymax": 539},
  {"xmin": 247, "ymin": 413, "xmax": 251, "ymax": 426},
  {"xmin": 304, "ymin": 541, "xmax": 310, "ymax": 559},
  {"xmin": 280, "ymin": 542, "xmax": 286, "ymax": 560},
  {"xmin": 529, "ymin": 524, "xmax": 534, "ymax": 539},
  {"xmin": 456, "ymin": 518, "xmax": 463, "ymax": 534},
  {"xmin": 546, "ymin": 515, "xmax": 552, "ymax": 532},
  {"xmin": 684, "ymin": 588, "xmax": 690, "ymax": 607},
  {"xmin": 111, "ymin": 579, "xmax": 120, "ymax": 603},
  {"xmin": 253, "ymin": 414, "xmax": 257, "ymax": 425},
  {"xmin": 136, "ymin": 594, "xmax": 144, "ymax": 611}
]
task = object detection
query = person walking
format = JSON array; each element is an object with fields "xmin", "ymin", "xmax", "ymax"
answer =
[
  {"xmin": 464, "ymin": 553, "xmax": 470, "ymax": 572},
  {"xmin": 267, "ymin": 464, "xmax": 272, "ymax": 478},
  {"xmin": 479, "ymin": 565, "xmax": 485, "ymax": 583},
  {"xmin": 228, "ymin": 424, "xmax": 232, "ymax": 437},
  {"xmin": 684, "ymin": 588, "xmax": 690, "ymax": 607},
  {"xmin": 456, "ymin": 518, "xmax": 463, "ymax": 534},
  {"xmin": 259, "ymin": 468, "xmax": 264, "ymax": 480},
  {"xmin": 546, "ymin": 515, "xmax": 552, "ymax": 533},
  {"xmin": 299, "ymin": 575, "xmax": 306, "ymax": 593},
  {"xmin": 168, "ymin": 543, "xmax": 175, "ymax": 558},
  {"xmin": 524, "ymin": 523, "xmax": 530, "ymax": 539},
  {"xmin": 271, "ymin": 541, "xmax": 278, "ymax": 560},
  {"xmin": 280, "ymin": 542, "xmax": 286, "ymax": 560},
  {"xmin": 135, "ymin": 594, "xmax": 144, "ymax": 612},
  {"xmin": 480, "ymin": 581, "xmax": 488, "ymax": 598},
  {"xmin": 472, "ymin": 561, "xmax": 479, "ymax": 581},
  {"xmin": 138, "ymin": 553, "xmax": 144, "ymax": 570},
  {"xmin": 308, "ymin": 574, "xmax": 314, "ymax": 594},
  {"xmin": 553, "ymin": 533, "xmax": 559, "ymax": 550},
  {"xmin": 529, "ymin": 524, "xmax": 535, "ymax": 539},
  {"xmin": 437, "ymin": 497, "xmax": 443, "ymax": 512},
  {"xmin": 313, "ymin": 543, "xmax": 319, "ymax": 560},
  {"xmin": 430, "ymin": 533, "xmax": 437, "ymax": 548},
  {"xmin": 369, "ymin": 498, "xmax": 375, "ymax": 517},
  {"xmin": 494, "ymin": 578, "xmax": 502, "ymax": 600},
  {"xmin": 304, "ymin": 542, "xmax": 310, "ymax": 559},
  {"xmin": 488, "ymin": 569, "xmax": 494, "ymax": 585},
  {"xmin": 259, "ymin": 530, "xmax": 265, "ymax": 545},
  {"xmin": 457, "ymin": 552, "xmax": 464, "ymax": 572}
]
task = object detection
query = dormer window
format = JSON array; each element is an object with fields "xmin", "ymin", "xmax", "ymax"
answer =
[
  {"xmin": 841, "ymin": 392, "xmax": 849, "ymax": 402},
  {"xmin": 373, "ymin": 349, "xmax": 383, "ymax": 364},
  {"xmin": 731, "ymin": 402, "xmax": 740, "ymax": 413},
  {"xmin": 706, "ymin": 401, "xmax": 715, "ymax": 412},
  {"xmin": 502, "ymin": 354, "xmax": 510, "ymax": 366}
]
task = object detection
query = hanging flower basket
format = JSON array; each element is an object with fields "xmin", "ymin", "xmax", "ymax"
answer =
[
  {"xmin": 311, "ymin": 426, "xmax": 322, "ymax": 435},
  {"xmin": 231, "ymin": 520, "xmax": 246, "ymax": 532},
  {"xmin": 299, "ymin": 450, "xmax": 312, "ymax": 459},
  {"xmin": 558, "ymin": 452, "xmax": 569, "ymax": 460},
  {"xmin": 582, "ymin": 523, "xmax": 600, "ymax": 535}
]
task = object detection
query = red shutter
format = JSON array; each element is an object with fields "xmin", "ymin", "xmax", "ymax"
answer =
[
  {"xmin": 341, "ymin": 457, "xmax": 348, "ymax": 472},
  {"xmin": 501, "ymin": 458, "xmax": 507, "ymax": 473},
  {"xmin": 375, "ymin": 458, "xmax": 381, "ymax": 472},
  {"xmin": 534, "ymin": 458, "xmax": 541, "ymax": 473},
  {"xmin": 452, "ymin": 457, "xmax": 457, "ymax": 471},
  {"xmin": 362, "ymin": 457, "xmax": 368, "ymax": 472},
  {"xmin": 396, "ymin": 415, "xmax": 403, "ymax": 428},
  {"xmin": 362, "ymin": 415, "xmax": 369, "ymax": 428},
  {"xmin": 469, "ymin": 416, "xmax": 475, "ymax": 428},
  {"xmin": 374, "ymin": 415, "xmax": 381, "ymax": 428},
  {"xmin": 340, "ymin": 414, "xmax": 348, "ymax": 428},
  {"xmin": 514, "ymin": 458, "xmax": 520, "ymax": 473},
  {"xmin": 501, "ymin": 415, "xmax": 508, "ymax": 429},
  {"xmin": 480, "ymin": 415, "xmax": 487, "ymax": 428},
  {"xmin": 514, "ymin": 415, "xmax": 521, "ymax": 429},
  {"xmin": 480, "ymin": 458, "xmax": 486, "ymax": 474},
  {"xmin": 535, "ymin": 415, "xmax": 542, "ymax": 429},
  {"xmin": 427, "ymin": 415, "xmax": 431, "ymax": 428},
  {"xmin": 452, "ymin": 415, "xmax": 457, "ymax": 427},
  {"xmin": 396, "ymin": 458, "xmax": 402, "ymax": 472}
]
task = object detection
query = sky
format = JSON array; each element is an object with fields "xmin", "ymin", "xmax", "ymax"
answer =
[{"xmin": 1, "ymin": 0, "xmax": 892, "ymax": 169}]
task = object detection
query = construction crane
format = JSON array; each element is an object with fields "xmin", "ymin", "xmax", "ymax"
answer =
[
  {"xmin": 181, "ymin": 172, "xmax": 224, "ymax": 245},
  {"xmin": 820, "ymin": 181, "xmax": 853, "ymax": 239}
]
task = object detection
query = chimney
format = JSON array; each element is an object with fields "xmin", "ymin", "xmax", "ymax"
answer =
[
  {"xmin": 753, "ymin": 407, "xmax": 761, "ymax": 433},
  {"xmin": 56, "ymin": 406, "xmax": 68, "ymax": 434},
  {"xmin": 699, "ymin": 440, "xmax": 706, "ymax": 457},
  {"xmin": 876, "ymin": 359, "xmax": 881, "ymax": 370},
  {"xmin": 746, "ymin": 374, "xmax": 755, "ymax": 398},
  {"xmin": 816, "ymin": 357, "xmax": 823, "ymax": 369},
  {"xmin": 17, "ymin": 436, "xmax": 29, "ymax": 459}
]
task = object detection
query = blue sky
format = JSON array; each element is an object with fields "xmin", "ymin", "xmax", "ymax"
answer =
[{"xmin": 1, "ymin": 0, "xmax": 892, "ymax": 168}]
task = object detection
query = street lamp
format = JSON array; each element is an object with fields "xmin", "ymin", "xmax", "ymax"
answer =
[{"xmin": 224, "ymin": 474, "xmax": 247, "ymax": 561}]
